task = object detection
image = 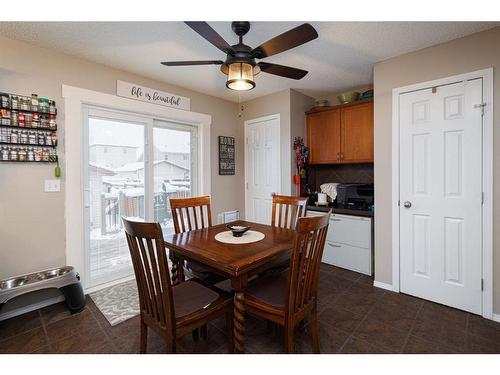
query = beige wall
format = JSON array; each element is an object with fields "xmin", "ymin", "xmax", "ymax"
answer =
[
  {"xmin": 240, "ymin": 89, "xmax": 292, "ymax": 196},
  {"xmin": 240, "ymin": 88, "xmax": 315, "ymax": 198},
  {"xmin": 373, "ymin": 26, "xmax": 500, "ymax": 314},
  {"xmin": 0, "ymin": 35, "xmax": 242, "ymax": 279},
  {"xmin": 290, "ymin": 89, "xmax": 316, "ymax": 195}
]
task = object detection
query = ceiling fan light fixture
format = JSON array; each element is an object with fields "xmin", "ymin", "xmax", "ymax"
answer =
[{"xmin": 226, "ymin": 62, "xmax": 255, "ymax": 91}]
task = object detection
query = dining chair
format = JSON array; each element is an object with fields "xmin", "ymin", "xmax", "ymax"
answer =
[
  {"xmin": 122, "ymin": 217, "xmax": 233, "ymax": 353},
  {"xmin": 169, "ymin": 196, "xmax": 226, "ymax": 285},
  {"xmin": 242, "ymin": 211, "xmax": 331, "ymax": 353},
  {"xmin": 271, "ymin": 194, "xmax": 308, "ymax": 230},
  {"xmin": 264, "ymin": 194, "xmax": 309, "ymax": 275}
]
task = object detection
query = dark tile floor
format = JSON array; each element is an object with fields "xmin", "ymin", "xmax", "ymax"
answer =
[{"xmin": 1, "ymin": 264, "xmax": 500, "ymax": 354}]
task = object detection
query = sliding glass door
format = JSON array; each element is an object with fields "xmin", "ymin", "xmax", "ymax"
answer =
[
  {"xmin": 153, "ymin": 120, "xmax": 198, "ymax": 236},
  {"xmin": 83, "ymin": 109, "xmax": 198, "ymax": 289}
]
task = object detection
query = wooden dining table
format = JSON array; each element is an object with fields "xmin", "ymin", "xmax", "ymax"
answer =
[{"xmin": 163, "ymin": 220, "xmax": 294, "ymax": 353}]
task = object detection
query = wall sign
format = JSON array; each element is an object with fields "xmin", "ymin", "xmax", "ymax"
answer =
[
  {"xmin": 116, "ymin": 80, "xmax": 191, "ymax": 111},
  {"xmin": 218, "ymin": 136, "xmax": 235, "ymax": 175}
]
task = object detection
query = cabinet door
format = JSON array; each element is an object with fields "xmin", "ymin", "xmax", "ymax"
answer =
[
  {"xmin": 341, "ymin": 101, "xmax": 373, "ymax": 163},
  {"xmin": 306, "ymin": 109, "xmax": 341, "ymax": 164}
]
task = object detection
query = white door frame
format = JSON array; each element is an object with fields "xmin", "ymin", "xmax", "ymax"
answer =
[
  {"xmin": 62, "ymin": 84, "xmax": 211, "ymax": 292},
  {"xmin": 391, "ymin": 68, "xmax": 493, "ymax": 319},
  {"xmin": 244, "ymin": 114, "xmax": 281, "ymax": 220}
]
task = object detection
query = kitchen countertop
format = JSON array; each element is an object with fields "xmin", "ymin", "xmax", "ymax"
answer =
[{"xmin": 307, "ymin": 205, "xmax": 374, "ymax": 218}]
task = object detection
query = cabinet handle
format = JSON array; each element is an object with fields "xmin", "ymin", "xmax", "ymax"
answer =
[
  {"xmin": 340, "ymin": 152, "xmax": 344, "ymax": 161},
  {"xmin": 328, "ymin": 243, "xmax": 342, "ymax": 248},
  {"xmin": 330, "ymin": 218, "xmax": 341, "ymax": 221},
  {"xmin": 336, "ymin": 152, "xmax": 340, "ymax": 161}
]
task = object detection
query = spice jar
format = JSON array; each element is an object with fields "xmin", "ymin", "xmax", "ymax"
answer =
[
  {"xmin": 20, "ymin": 130, "xmax": 28, "ymax": 144},
  {"xmin": 10, "ymin": 129, "xmax": 18, "ymax": 143},
  {"xmin": 11, "ymin": 96, "xmax": 18, "ymax": 110},
  {"xmin": 1, "ymin": 109, "xmax": 10, "ymax": 126},
  {"xmin": 32, "ymin": 112, "xmax": 40, "ymax": 128},
  {"xmin": 31, "ymin": 94, "xmax": 39, "ymax": 112},
  {"xmin": 45, "ymin": 132, "xmax": 52, "ymax": 146},
  {"xmin": 49, "ymin": 114, "xmax": 57, "ymax": 129},
  {"xmin": 1, "ymin": 146, "xmax": 9, "ymax": 161},
  {"xmin": 27, "ymin": 147, "xmax": 34, "ymax": 161},
  {"xmin": 18, "ymin": 113, "xmax": 25, "ymax": 127},
  {"xmin": 42, "ymin": 148, "xmax": 49, "ymax": 161},
  {"xmin": 40, "ymin": 115, "xmax": 49, "ymax": 128},
  {"xmin": 20, "ymin": 97, "xmax": 29, "ymax": 111},
  {"xmin": 11, "ymin": 110, "xmax": 18, "ymax": 126},
  {"xmin": 28, "ymin": 131, "xmax": 36, "ymax": 145},
  {"xmin": 18, "ymin": 147, "xmax": 27, "ymax": 161},
  {"xmin": 38, "ymin": 132, "xmax": 45, "ymax": 145},
  {"xmin": 51, "ymin": 132, "xmax": 57, "ymax": 146},
  {"xmin": 34, "ymin": 148, "xmax": 42, "ymax": 161},
  {"xmin": 24, "ymin": 112, "xmax": 33, "ymax": 126},
  {"xmin": 49, "ymin": 100, "xmax": 56, "ymax": 114},
  {"xmin": 39, "ymin": 98, "xmax": 49, "ymax": 113},
  {"xmin": 10, "ymin": 147, "xmax": 18, "ymax": 161},
  {"xmin": 1, "ymin": 94, "xmax": 10, "ymax": 108}
]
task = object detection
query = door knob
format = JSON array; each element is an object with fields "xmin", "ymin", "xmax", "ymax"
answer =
[{"xmin": 403, "ymin": 201, "xmax": 412, "ymax": 208}]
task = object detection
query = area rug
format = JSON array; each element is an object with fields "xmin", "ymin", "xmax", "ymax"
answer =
[{"xmin": 90, "ymin": 279, "xmax": 139, "ymax": 326}]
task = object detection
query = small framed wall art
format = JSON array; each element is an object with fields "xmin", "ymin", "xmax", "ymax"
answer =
[{"xmin": 218, "ymin": 136, "xmax": 235, "ymax": 175}]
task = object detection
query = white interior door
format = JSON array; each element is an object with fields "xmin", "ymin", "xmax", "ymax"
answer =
[
  {"xmin": 245, "ymin": 115, "xmax": 280, "ymax": 224},
  {"xmin": 399, "ymin": 79, "xmax": 483, "ymax": 314}
]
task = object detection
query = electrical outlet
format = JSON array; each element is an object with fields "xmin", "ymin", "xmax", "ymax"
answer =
[{"xmin": 44, "ymin": 179, "xmax": 60, "ymax": 192}]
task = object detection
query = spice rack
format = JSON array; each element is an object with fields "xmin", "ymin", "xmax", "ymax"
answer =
[{"xmin": 0, "ymin": 92, "xmax": 58, "ymax": 163}]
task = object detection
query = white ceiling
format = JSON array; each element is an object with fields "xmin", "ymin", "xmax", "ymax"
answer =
[{"xmin": 0, "ymin": 22, "xmax": 497, "ymax": 102}]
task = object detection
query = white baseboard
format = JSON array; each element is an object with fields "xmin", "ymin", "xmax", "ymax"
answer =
[
  {"xmin": 492, "ymin": 314, "xmax": 500, "ymax": 323},
  {"xmin": 373, "ymin": 280, "xmax": 394, "ymax": 291},
  {"xmin": 0, "ymin": 295, "xmax": 65, "ymax": 321}
]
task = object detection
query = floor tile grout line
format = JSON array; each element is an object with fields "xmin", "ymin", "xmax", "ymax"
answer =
[
  {"xmin": 37, "ymin": 308, "xmax": 53, "ymax": 352},
  {"xmin": 86, "ymin": 302, "xmax": 122, "ymax": 353},
  {"xmin": 335, "ymin": 291, "xmax": 382, "ymax": 354},
  {"xmin": 398, "ymin": 300, "xmax": 425, "ymax": 353}
]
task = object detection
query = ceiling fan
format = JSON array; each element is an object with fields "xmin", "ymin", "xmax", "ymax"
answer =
[{"xmin": 161, "ymin": 21, "xmax": 318, "ymax": 91}]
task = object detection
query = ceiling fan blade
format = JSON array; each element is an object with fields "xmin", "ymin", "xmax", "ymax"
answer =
[
  {"xmin": 184, "ymin": 22, "xmax": 235, "ymax": 55},
  {"xmin": 258, "ymin": 62, "xmax": 308, "ymax": 80},
  {"xmin": 251, "ymin": 23, "xmax": 318, "ymax": 59},
  {"xmin": 161, "ymin": 60, "xmax": 224, "ymax": 66}
]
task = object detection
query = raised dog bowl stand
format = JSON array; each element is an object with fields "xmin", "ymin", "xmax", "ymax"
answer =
[{"xmin": 0, "ymin": 266, "xmax": 85, "ymax": 315}]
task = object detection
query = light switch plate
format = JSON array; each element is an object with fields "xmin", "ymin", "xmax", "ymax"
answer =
[{"xmin": 44, "ymin": 179, "xmax": 60, "ymax": 192}]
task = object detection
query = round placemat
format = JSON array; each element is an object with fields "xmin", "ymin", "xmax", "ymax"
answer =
[{"xmin": 214, "ymin": 230, "xmax": 265, "ymax": 244}]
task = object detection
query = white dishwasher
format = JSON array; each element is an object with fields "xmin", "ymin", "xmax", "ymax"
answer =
[{"xmin": 307, "ymin": 211, "xmax": 373, "ymax": 275}]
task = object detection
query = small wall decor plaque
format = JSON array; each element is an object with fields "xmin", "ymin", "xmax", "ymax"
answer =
[
  {"xmin": 116, "ymin": 80, "xmax": 191, "ymax": 111},
  {"xmin": 218, "ymin": 136, "xmax": 235, "ymax": 175}
]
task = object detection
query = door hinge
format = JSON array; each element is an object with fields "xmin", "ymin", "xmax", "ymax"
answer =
[
  {"xmin": 397, "ymin": 200, "xmax": 400, "ymax": 207},
  {"xmin": 246, "ymin": 137, "xmax": 249, "ymax": 145},
  {"xmin": 481, "ymin": 192, "xmax": 485, "ymax": 205},
  {"xmin": 474, "ymin": 103, "xmax": 486, "ymax": 116},
  {"xmin": 481, "ymin": 278, "xmax": 484, "ymax": 291}
]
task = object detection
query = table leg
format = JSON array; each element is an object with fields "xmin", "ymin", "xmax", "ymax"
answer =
[
  {"xmin": 170, "ymin": 251, "xmax": 181, "ymax": 286},
  {"xmin": 231, "ymin": 276, "xmax": 248, "ymax": 354}
]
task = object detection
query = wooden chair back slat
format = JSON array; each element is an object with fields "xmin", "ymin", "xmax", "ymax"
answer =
[
  {"xmin": 271, "ymin": 195, "xmax": 308, "ymax": 230},
  {"xmin": 123, "ymin": 218, "xmax": 175, "ymax": 334},
  {"xmin": 286, "ymin": 211, "xmax": 331, "ymax": 316},
  {"xmin": 170, "ymin": 196, "xmax": 212, "ymax": 234}
]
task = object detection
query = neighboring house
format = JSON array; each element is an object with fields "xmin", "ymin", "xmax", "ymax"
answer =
[
  {"xmin": 89, "ymin": 143, "xmax": 139, "ymax": 169},
  {"xmin": 88, "ymin": 162, "xmax": 116, "ymax": 231},
  {"xmin": 138, "ymin": 147, "xmax": 191, "ymax": 169},
  {"xmin": 114, "ymin": 159, "xmax": 190, "ymax": 182}
]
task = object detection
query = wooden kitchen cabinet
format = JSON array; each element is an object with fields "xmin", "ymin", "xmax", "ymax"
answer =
[
  {"xmin": 306, "ymin": 108, "xmax": 341, "ymax": 164},
  {"xmin": 306, "ymin": 99, "xmax": 373, "ymax": 164},
  {"xmin": 341, "ymin": 101, "xmax": 374, "ymax": 163}
]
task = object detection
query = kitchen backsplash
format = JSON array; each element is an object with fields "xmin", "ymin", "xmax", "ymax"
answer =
[{"xmin": 305, "ymin": 163, "xmax": 374, "ymax": 192}]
